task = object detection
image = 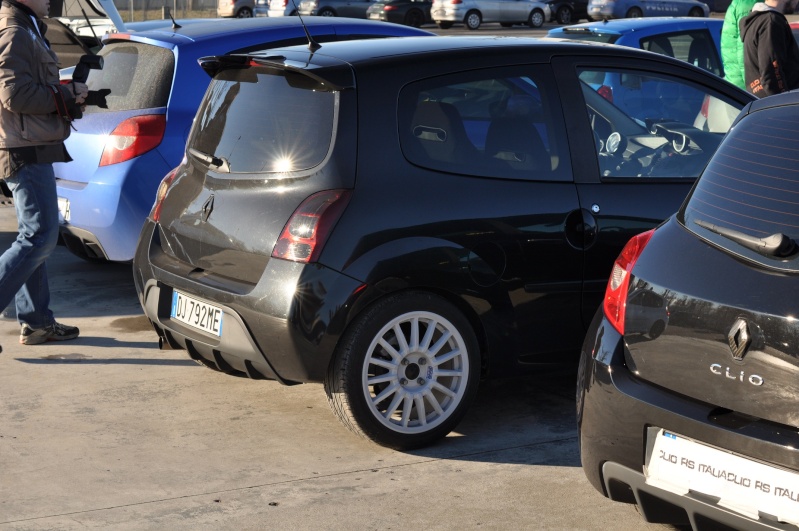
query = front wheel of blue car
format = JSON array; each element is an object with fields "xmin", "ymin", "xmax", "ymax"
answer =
[{"xmin": 325, "ymin": 291, "xmax": 480, "ymax": 450}]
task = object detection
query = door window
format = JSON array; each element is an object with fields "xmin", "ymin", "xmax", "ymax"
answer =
[
  {"xmin": 578, "ymin": 67, "xmax": 741, "ymax": 179},
  {"xmin": 399, "ymin": 67, "xmax": 572, "ymax": 182},
  {"xmin": 640, "ymin": 30, "xmax": 723, "ymax": 76}
]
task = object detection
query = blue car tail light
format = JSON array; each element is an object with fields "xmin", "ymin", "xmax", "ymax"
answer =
[{"xmin": 100, "ymin": 114, "xmax": 166, "ymax": 166}]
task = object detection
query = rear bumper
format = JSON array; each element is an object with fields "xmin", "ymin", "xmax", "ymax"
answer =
[
  {"xmin": 578, "ymin": 309, "xmax": 799, "ymax": 530},
  {"xmin": 133, "ymin": 219, "xmax": 366, "ymax": 384}
]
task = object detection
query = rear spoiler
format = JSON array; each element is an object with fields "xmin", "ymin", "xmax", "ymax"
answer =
[{"xmin": 198, "ymin": 54, "xmax": 354, "ymax": 91}]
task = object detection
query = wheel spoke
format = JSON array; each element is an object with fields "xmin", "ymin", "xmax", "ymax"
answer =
[
  {"xmin": 369, "ymin": 356, "xmax": 396, "ymax": 371},
  {"xmin": 436, "ymin": 368, "xmax": 462, "ymax": 378},
  {"xmin": 383, "ymin": 390, "xmax": 405, "ymax": 420},
  {"xmin": 433, "ymin": 347, "xmax": 461, "ymax": 366},
  {"xmin": 420, "ymin": 318, "xmax": 436, "ymax": 351},
  {"xmin": 368, "ymin": 373, "xmax": 395, "ymax": 385},
  {"xmin": 432, "ymin": 381, "xmax": 457, "ymax": 398},
  {"xmin": 414, "ymin": 395, "xmax": 427, "ymax": 426},
  {"xmin": 393, "ymin": 323, "xmax": 410, "ymax": 355},
  {"xmin": 377, "ymin": 337, "xmax": 401, "ymax": 361},
  {"xmin": 400, "ymin": 394, "xmax": 414, "ymax": 427},
  {"xmin": 423, "ymin": 389, "xmax": 444, "ymax": 416},
  {"xmin": 409, "ymin": 317, "xmax": 420, "ymax": 350},
  {"xmin": 373, "ymin": 382, "xmax": 400, "ymax": 405},
  {"xmin": 427, "ymin": 329, "xmax": 452, "ymax": 357}
]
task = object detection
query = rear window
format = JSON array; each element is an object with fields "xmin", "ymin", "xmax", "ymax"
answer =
[
  {"xmin": 84, "ymin": 42, "xmax": 175, "ymax": 113},
  {"xmin": 187, "ymin": 66, "xmax": 336, "ymax": 174},
  {"xmin": 556, "ymin": 30, "xmax": 620, "ymax": 44},
  {"xmin": 681, "ymin": 105, "xmax": 799, "ymax": 267}
]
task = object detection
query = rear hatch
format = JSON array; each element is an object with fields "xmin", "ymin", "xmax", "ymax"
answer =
[
  {"xmin": 56, "ymin": 40, "xmax": 174, "ymax": 183},
  {"xmin": 155, "ymin": 53, "xmax": 356, "ymax": 286},
  {"xmin": 624, "ymin": 103, "xmax": 799, "ymax": 428}
]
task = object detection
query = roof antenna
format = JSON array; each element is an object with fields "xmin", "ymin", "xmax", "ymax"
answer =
[
  {"xmin": 289, "ymin": 0, "xmax": 321, "ymax": 52},
  {"xmin": 168, "ymin": 9, "xmax": 182, "ymax": 29}
]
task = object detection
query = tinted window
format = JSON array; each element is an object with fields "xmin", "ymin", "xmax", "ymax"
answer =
[
  {"xmin": 556, "ymin": 30, "xmax": 620, "ymax": 44},
  {"xmin": 399, "ymin": 67, "xmax": 572, "ymax": 182},
  {"xmin": 579, "ymin": 67, "xmax": 741, "ymax": 179},
  {"xmin": 188, "ymin": 66, "xmax": 336, "ymax": 174},
  {"xmin": 640, "ymin": 31, "xmax": 722, "ymax": 77},
  {"xmin": 681, "ymin": 106, "xmax": 799, "ymax": 265},
  {"xmin": 84, "ymin": 42, "xmax": 174, "ymax": 113}
]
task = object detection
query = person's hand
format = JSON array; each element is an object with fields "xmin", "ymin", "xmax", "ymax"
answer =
[{"xmin": 71, "ymin": 82, "xmax": 88, "ymax": 105}]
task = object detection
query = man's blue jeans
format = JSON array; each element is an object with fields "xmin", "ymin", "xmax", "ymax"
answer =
[{"xmin": 0, "ymin": 163, "xmax": 58, "ymax": 329}]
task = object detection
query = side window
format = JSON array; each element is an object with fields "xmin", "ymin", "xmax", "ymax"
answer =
[
  {"xmin": 640, "ymin": 31, "xmax": 723, "ymax": 77},
  {"xmin": 578, "ymin": 67, "xmax": 742, "ymax": 179},
  {"xmin": 398, "ymin": 67, "xmax": 572, "ymax": 182}
]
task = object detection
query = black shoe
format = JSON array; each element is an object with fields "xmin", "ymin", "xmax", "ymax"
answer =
[{"xmin": 19, "ymin": 321, "xmax": 80, "ymax": 345}]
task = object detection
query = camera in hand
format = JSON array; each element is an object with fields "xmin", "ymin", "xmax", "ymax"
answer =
[{"xmin": 73, "ymin": 54, "xmax": 109, "ymax": 109}]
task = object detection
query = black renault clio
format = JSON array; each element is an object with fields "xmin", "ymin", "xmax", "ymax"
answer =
[
  {"xmin": 133, "ymin": 35, "xmax": 753, "ymax": 450},
  {"xmin": 578, "ymin": 91, "xmax": 799, "ymax": 529}
]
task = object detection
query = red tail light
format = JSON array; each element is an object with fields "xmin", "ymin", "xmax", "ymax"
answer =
[
  {"xmin": 99, "ymin": 115, "xmax": 166, "ymax": 166},
  {"xmin": 272, "ymin": 190, "xmax": 351, "ymax": 263},
  {"xmin": 597, "ymin": 85, "xmax": 613, "ymax": 103},
  {"xmin": 384, "ymin": 4, "xmax": 397, "ymax": 9},
  {"xmin": 151, "ymin": 168, "xmax": 178, "ymax": 222},
  {"xmin": 451, "ymin": 0, "xmax": 463, "ymax": 4},
  {"xmin": 602, "ymin": 229, "xmax": 655, "ymax": 336}
]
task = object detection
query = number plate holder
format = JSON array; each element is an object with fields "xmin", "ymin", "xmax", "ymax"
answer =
[{"xmin": 170, "ymin": 290, "xmax": 223, "ymax": 337}]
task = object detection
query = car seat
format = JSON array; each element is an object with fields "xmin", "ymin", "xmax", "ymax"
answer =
[
  {"xmin": 687, "ymin": 38, "xmax": 714, "ymax": 73},
  {"xmin": 409, "ymin": 101, "xmax": 479, "ymax": 166},
  {"xmin": 484, "ymin": 95, "xmax": 549, "ymax": 173}
]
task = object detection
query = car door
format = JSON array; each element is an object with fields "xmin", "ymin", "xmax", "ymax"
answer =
[
  {"xmin": 551, "ymin": 55, "xmax": 754, "ymax": 327},
  {"xmin": 499, "ymin": 0, "xmax": 529, "ymax": 21},
  {"xmin": 340, "ymin": 0, "xmax": 373, "ymax": 17}
]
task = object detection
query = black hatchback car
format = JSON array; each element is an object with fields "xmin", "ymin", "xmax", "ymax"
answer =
[
  {"xmin": 133, "ymin": 35, "xmax": 754, "ymax": 450},
  {"xmin": 578, "ymin": 91, "xmax": 799, "ymax": 528}
]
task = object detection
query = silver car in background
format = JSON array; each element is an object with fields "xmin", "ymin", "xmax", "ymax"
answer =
[{"xmin": 432, "ymin": 0, "xmax": 550, "ymax": 29}]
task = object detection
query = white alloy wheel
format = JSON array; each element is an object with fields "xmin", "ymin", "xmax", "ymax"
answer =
[{"xmin": 325, "ymin": 292, "xmax": 479, "ymax": 450}]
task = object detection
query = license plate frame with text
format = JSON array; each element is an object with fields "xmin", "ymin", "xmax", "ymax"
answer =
[{"xmin": 170, "ymin": 290, "xmax": 223, "ymax": 337}]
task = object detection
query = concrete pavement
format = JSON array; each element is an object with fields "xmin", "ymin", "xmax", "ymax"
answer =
[{"xmin": 0, "ymin": 202, "xmax": 665, "ymax": 530}]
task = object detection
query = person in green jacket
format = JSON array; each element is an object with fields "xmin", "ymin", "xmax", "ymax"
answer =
[{"xmin": 721, "ymin": 0, "xmax": 759, "ymax": 88}]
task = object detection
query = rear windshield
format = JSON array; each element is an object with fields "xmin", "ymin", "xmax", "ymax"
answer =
[
  {"xmin": 556, "ymin": 31, "xmax": 619, "ymax": 44},
  {"xmin": 84, "ymin": 42, "xmax": 175, "ymax": 113},
  {"xmin": 187, "ymin": 66, "xmax": 336, "ymax": 174},
  {"xmin": 680, "ymin": 105, "xmax": 799, "ymax": 267}
]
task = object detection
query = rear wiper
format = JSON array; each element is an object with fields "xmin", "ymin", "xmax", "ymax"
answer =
[
  {"xmin": 188, "ymin": 148, "xmax": 230, "ymax": 173},
  {"xmin": 695, "ymin": 219, "xmax": 797, "ymax": 258}
]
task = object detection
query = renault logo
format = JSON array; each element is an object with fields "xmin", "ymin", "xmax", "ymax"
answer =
[
  {"xmin": 727, "ymin": 318, "xmax": 751, "ymax": 361},
  {"xmin": 201, "ymin": 195, "xmax": 214, "ymax": 223}
]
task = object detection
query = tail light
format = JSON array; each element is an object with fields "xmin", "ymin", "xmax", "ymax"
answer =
[
  {"xmin": 272, "ymin": 190, "xmax": 351, "ymax": 263},
  {"xmin": 99, "ymin": 115, "xmax": 166, "ymax": 166},
  {"xmin": 384, "ymin": 4, "xmax": 397, "ymax": 9},
  {"xmin": 602, "ymin": 229, "xmax": 655, "ymax": 336},
  {"xmin": 451, "ymin": 0, "xmax": 463, "ymax": 4},
  {"xmin": 151, "ymin": 168, "xmax": 178, "ymax": 222},
  {"xmin": 597, "ymin": 85, "xmax": 613, "ymax": 103}
]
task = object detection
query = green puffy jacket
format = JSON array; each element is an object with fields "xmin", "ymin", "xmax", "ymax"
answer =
[{"xmin": 721, "ymin": 0, "xmax": 759, "ymax": 89}]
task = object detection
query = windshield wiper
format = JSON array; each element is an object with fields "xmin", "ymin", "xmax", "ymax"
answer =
[
  {"xmin": 695, "ymin": 219, "xmax": 797, "ymax": 258},
  {"xmin": 188, "ymin": 148, "xmax": 230, "ymax": 173}
]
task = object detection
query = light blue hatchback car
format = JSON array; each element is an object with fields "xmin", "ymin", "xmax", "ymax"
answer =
[{"xmin": 55, "ymin": 18, "xmax": 433, "ymax": 262}]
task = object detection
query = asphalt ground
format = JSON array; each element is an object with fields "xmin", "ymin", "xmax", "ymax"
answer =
[{"xmin": 0, "ymin": 200, "xmax": 675, "ymax": 529}]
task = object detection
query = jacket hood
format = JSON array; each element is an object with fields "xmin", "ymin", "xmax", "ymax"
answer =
[{"xmin": 739, "ymin": 4, "xmax": 780, "ymax": 40}]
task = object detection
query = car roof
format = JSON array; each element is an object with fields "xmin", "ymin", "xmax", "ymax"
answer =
[
  {"xmin": 548, "ymin": 16, "xmax": 722, "ymax": 36},
  {"xmin": 103, "ymin": 17, "xmax": 433, "ymax": 47},
  {"xmin": 253, "ymin": 34, "xmax": 702, "ymax": 68}
]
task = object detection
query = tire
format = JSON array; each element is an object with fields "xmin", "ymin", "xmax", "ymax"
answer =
[
  {"xmin": 556, "ymin": 5, "xmax": 572, "ymax": 24},
  {"xmin": 318, "ymin": 7, "xmax": 336, "ymax": 15},
  {"xmin": 625, "ymin": 6, "xmax": 642, "ymax": 17},
  {"xmin": 325, "ymin": 291, "xmax": 480, "ymax": 450},
  {"xmin": 465, "ymin": 10, "xmax": 481, "ymax": 30},
  {"xmin": 688, "ymin": 6, "xmax": 703, "ymax": 16},
  {"xmin": 528, "ymin": 8, "xmax": 544, "ymax": 27},
  {"xmin": 648, "ymin": 320, "xmax": 666, "ymax": 340},
  {"xmin": 437, "ymin": 20, "xmax": 453, "ymax": 29},
  {"xmin": 235, "ymin": 6, "xmax": 253, "ymax": 17},
  {"xmin": 404, "ymin": 9, "xmax": 425, "ymax": 27}
]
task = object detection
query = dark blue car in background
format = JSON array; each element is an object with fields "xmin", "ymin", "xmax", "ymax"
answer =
[{"xmin": 55, "ymin": 18, "xmax": 433, "ymax": 263}]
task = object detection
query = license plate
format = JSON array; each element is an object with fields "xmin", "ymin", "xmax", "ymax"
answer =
[
  {"xmin": 368, "ymin": 12, "xmax": 380, "ymax": 18},
  {"xmin": 646, "ymin": 428, "xmax": 799, "ymax": 525},
  {"xmin": 433, "ymin": 9, "xmax": 444, "ymax": 15},
  {"xmin": 170, "ymin": 290, "xmax": 223, "ymax": 337},
  {"xmin": 57, "ymin": 196, "xmax": 70, "ymax": 223}
]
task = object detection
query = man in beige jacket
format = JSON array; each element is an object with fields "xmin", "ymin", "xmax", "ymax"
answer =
[{"xmin": 0, "ymin": 0, "xmax": 88, "ymax": 351}]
